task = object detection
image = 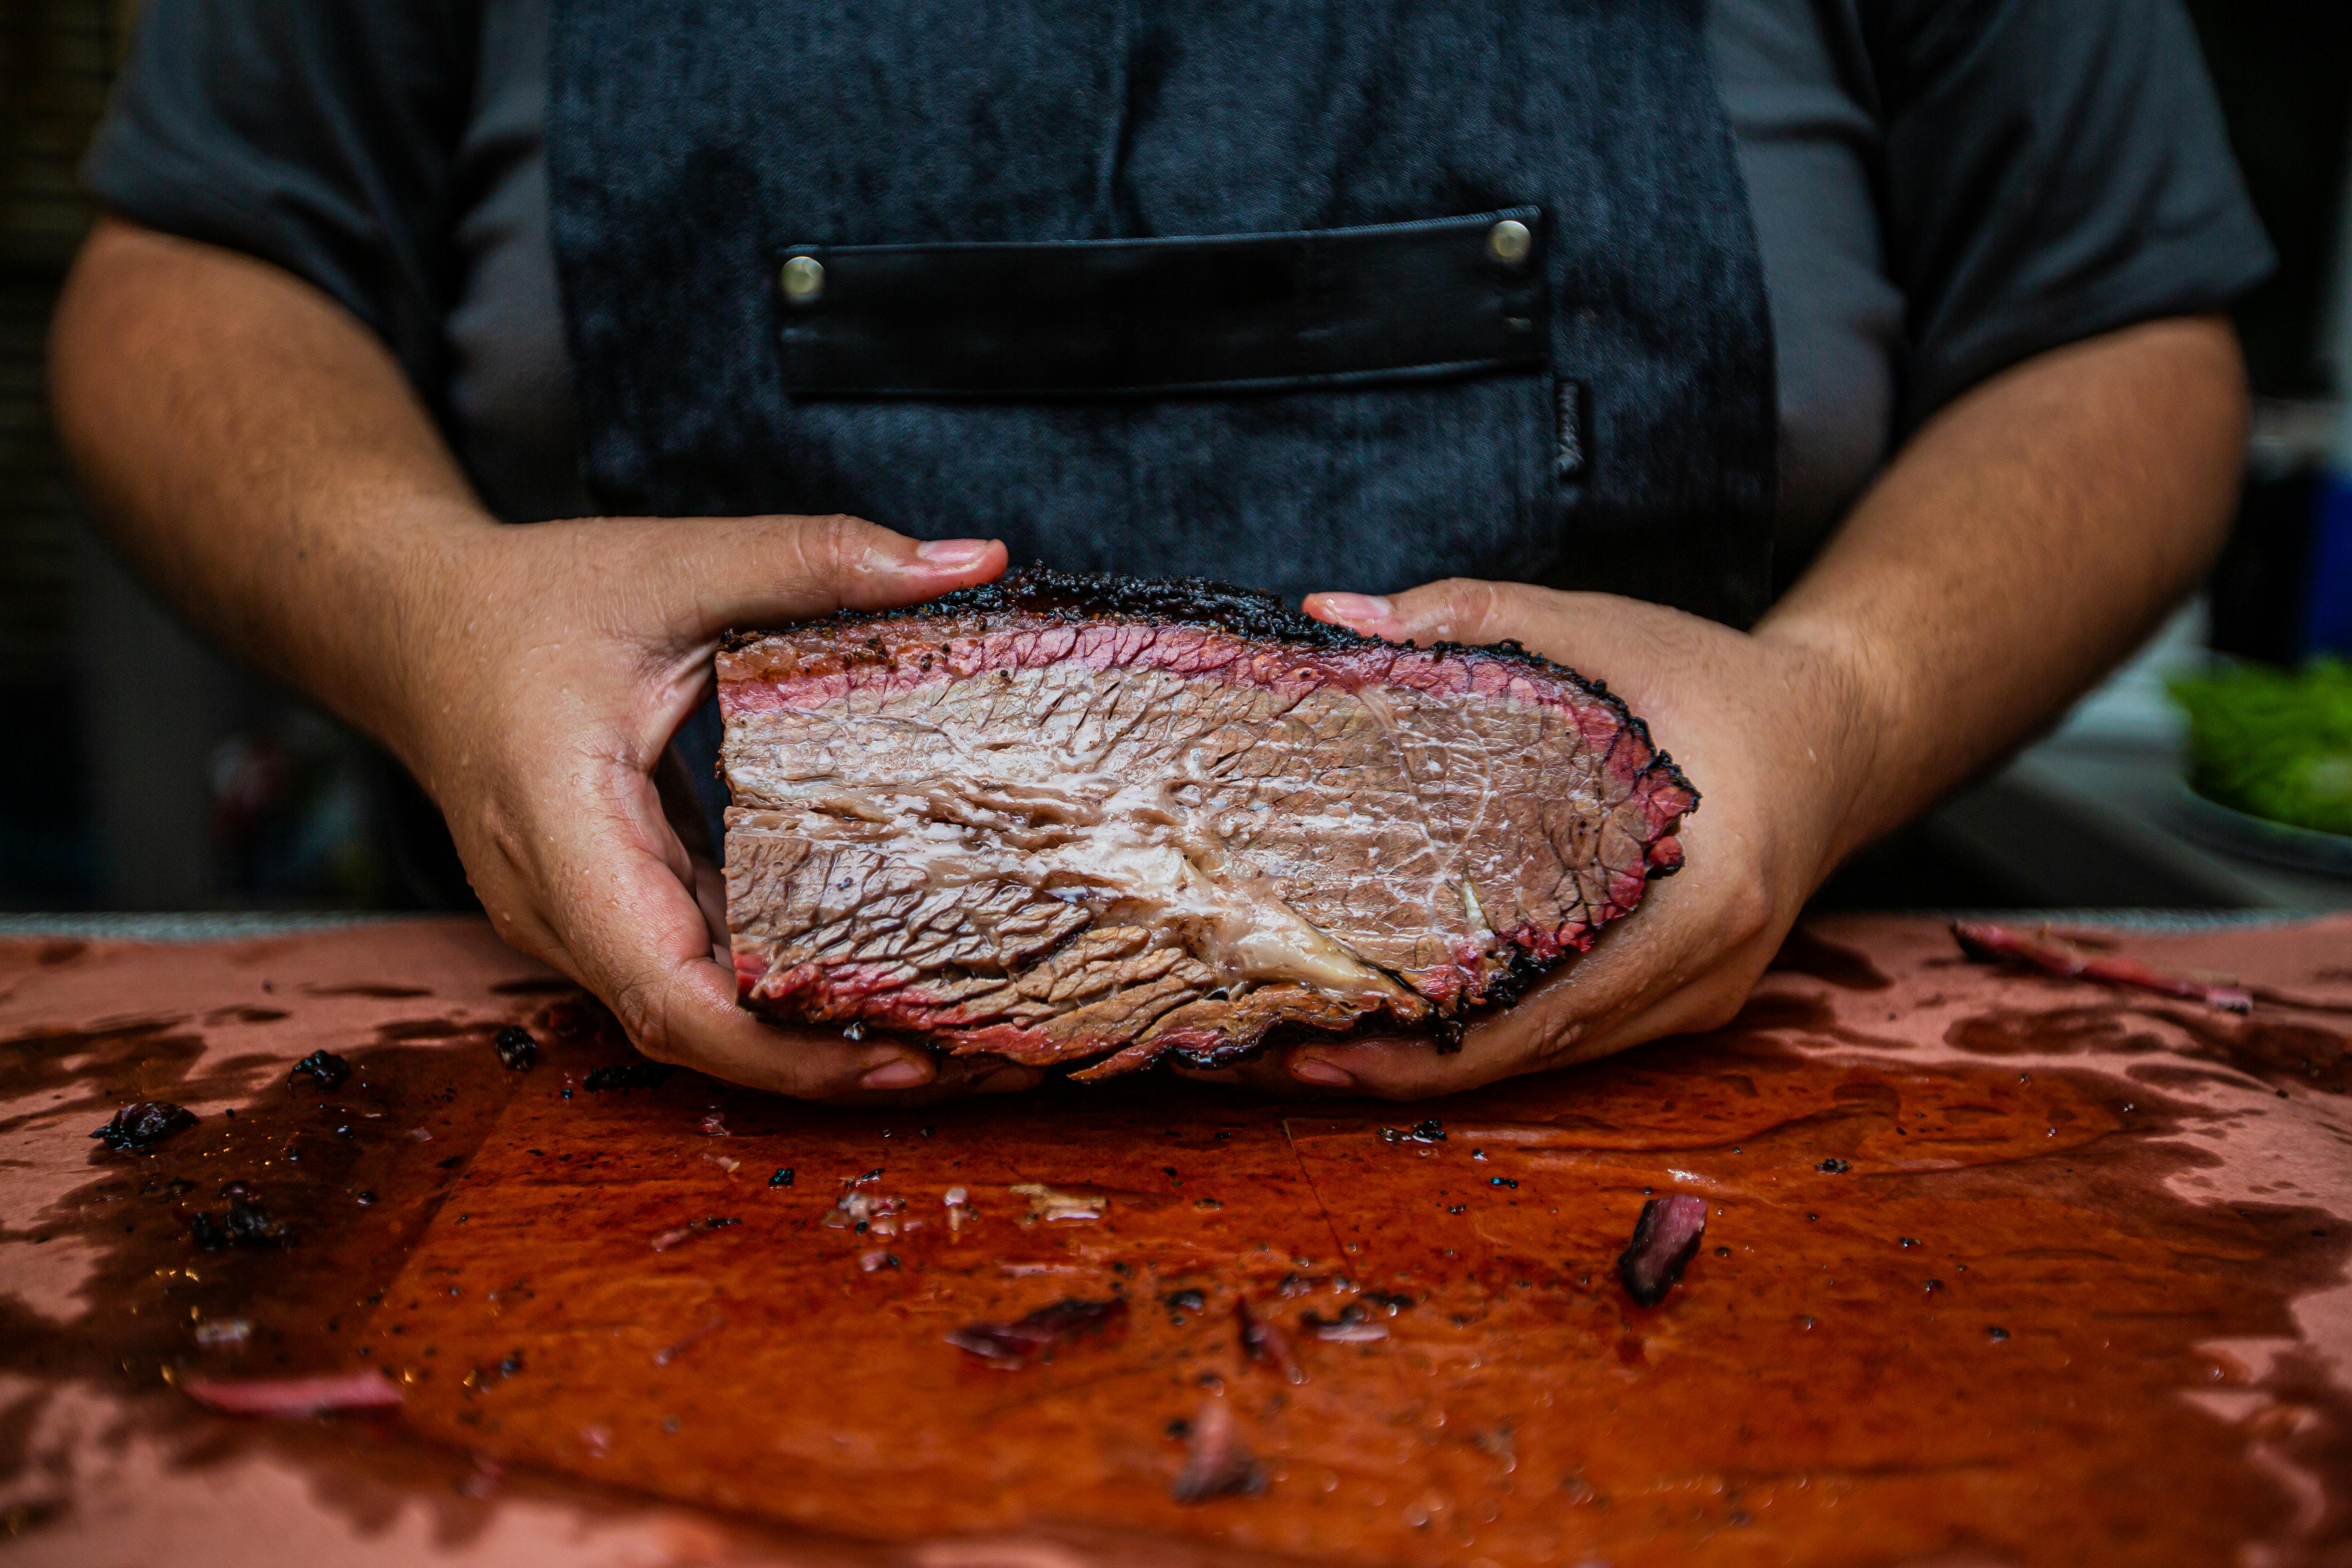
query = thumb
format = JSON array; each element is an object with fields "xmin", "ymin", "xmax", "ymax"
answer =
[
  {"xmin": 1303, "ymin": 577, "xmax": 1517, "ymax": 647},
  {"xmin": 653, "ymin": 512, "xmax": 1007, "ymax": 637}
]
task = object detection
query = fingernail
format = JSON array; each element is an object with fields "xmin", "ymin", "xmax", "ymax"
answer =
[
  {"xmin": 975, "ymin": 1065, "xmax": 1041, "ymax": 1095},
  {"xmin": 1310, "ymin": 592, "xmax": 1391, "ymax": 626},
  {"xmin": 1290, "ymin": 1055, "xmax": 1354, "ymax": 1088},
  {"xmin": 915, "ymin": 538, "xmax": 994, "ymax": 568},
  {"xmin": 860, "ymin": 1058, "xmax": 929, "ymax": 1089}
]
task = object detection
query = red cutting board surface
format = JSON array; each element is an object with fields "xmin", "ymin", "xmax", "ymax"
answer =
[{"xmin": 2, "ymin": 913, "xmax": 2349, "ymax": 1567}]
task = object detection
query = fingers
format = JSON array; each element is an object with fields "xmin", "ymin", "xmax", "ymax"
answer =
[
  {"xmin": 1166, "ymin": 993, "xmax": 1580, "ymax": 1101},
  {"xmin": 1305, "ymin": 578, "xmax": 1517, "ymax": 647},
  {"xmin": 618, "ymin": 967, "xmax": 1040, "ymax": 1102},
  {"xmin": 655, "ymin": 512, "xmax": 1007, "ymax": 636},
  {"xmin": 1305, "ymin": 579, "xmax": 1712, "ymax": 707},
  {"xmin": 470, "ymin": 758, "xmax": 992, "ymax": 1101},
  {"xmin": 1170, "ymin": 973, "xmax": 1653, "ymax": 1102},
  {"xmin": 416, "ymin": 510, "xmax": 1019, "ymax": 1101},
  {"xmin": 1172, "ymin": 853, "xmax": 1775, "ymax": 1101},
  {"xmin": 1239, "ymin": 964, "xmax": 1740, "ymax": 1101},
  {"xmin": 821, "ymin": 1053, "xmax": 1046, "ymax": 1106}
]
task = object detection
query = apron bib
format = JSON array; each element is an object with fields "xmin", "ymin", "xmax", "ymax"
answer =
[{"xmin": 547, "ymin": 0, "xmax": 1776, "ymax": 623}]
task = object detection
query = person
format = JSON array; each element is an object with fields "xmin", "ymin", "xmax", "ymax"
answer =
[{"xmin": 51, "ymin": 0, "xmax": 2270, "ymax": 1103}]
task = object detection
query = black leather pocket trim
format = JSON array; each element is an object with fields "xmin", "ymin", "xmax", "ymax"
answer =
[{"xmin": 775, "ymin": 207, "xmax": 1547, "ymax": 398}]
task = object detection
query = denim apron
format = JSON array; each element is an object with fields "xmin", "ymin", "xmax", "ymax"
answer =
[{"xmin": 545, "ymin": 0, "xmax": 1777, "ymax": 626}]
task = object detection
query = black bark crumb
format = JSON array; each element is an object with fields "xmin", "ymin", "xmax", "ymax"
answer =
[
  {"xmin": 90, "ymin": 1102, "xmax": 197, "ymax": 1153},
  {"xmin": 189, "ymin": 1198, "xmax": 292, "ymax": 1250},
  {"xmin": 494, "ymin": 1027, "xmax": 539, "ymax": 1071},
  {"xmin": 291, "ymin": 1051, "xmax": 351, "ymax": 1090}
]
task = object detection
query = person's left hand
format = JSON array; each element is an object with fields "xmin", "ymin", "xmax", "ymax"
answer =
[{"xmin": 1173, "ymin": 577, "xmax": 1888, "ymax": 1100}]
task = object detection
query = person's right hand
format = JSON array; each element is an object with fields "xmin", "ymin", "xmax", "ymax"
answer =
[
  {"xmin": 380, "ymin": 511, "xmax": 1033, "ymax": 1102},
  {"xmin": 50, "ymin": 224, "xmax": 1018, "ymax": 1100}
]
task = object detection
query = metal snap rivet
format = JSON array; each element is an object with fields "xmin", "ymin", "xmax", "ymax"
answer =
[
  {"xmin": 781, "ymin": 254, "xmax": 826, "ymax": 303},
  {"xmin": 1486, "ymin": 218, "xmax": 1532, "ymax": 266}
]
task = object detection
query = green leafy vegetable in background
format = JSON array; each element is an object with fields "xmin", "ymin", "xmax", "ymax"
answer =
[{"xmin": 2169, "ymin": 659, "xmax": 2352, "ymax": 836}]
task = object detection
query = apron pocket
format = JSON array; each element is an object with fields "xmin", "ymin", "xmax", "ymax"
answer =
[{"xmin": 775, "ymin": 207, "xmax": 1550, "ymax": 399}]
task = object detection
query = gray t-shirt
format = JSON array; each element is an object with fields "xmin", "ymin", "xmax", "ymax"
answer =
[{"xmin": 85, "ymin": 0, "xmax": 2273, "ymax": 580}]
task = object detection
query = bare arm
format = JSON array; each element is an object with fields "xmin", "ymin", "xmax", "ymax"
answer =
[
  {"xmin": 1203, "ymin": 315, "xmax": 2247, "ymax": 1096},
  {"xmin": 48, "ymin": 220, "xmax": 488, "ymax": 753},
  {"xmin": 49, "ymin": 215, "xmax": 1021, "ymax": 1100},
  {"xmin": 1767, "ymin": 316, "xmax": 2246, "ymax": 860}
]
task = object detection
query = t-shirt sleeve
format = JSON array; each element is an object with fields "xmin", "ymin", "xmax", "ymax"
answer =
[
  {"xmin": 1864, "ymin": 0, "xmax": 2275, "ymax": 432},
  {"xmin": 80, "ymin": 0, "xmax": 481, "ymax": 405}
]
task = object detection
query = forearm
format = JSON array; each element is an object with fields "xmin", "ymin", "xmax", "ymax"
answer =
[
  {"xmin": 47, "ymin": 216, "xmax": 498, "ymax": 773},
  {"xmin": 1258, "ymin": 315, "xmax": 2251, "ymax": 1097},
  {"xmin": 1760, "ymin": 315, "xmax": 2248, "ymax": 869}
]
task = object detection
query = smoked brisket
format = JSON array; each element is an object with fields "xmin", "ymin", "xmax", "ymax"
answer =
[{"xmin": 718, "ymin": 571, "xmax": 1694, "ymax": 1078}]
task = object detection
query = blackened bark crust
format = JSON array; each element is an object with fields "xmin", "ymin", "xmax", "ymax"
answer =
[{"xmin": 723, "ymin": 568, "xmax": 1695, "ymax": 813}]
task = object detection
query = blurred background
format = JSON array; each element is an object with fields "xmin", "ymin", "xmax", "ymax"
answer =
[{"xmin": 3, "ymin": 0, "xmax": 2350, "ymax": 915}]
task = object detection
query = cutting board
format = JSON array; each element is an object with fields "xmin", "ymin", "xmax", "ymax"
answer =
[{"xmin": 2, "ymin": 915, "xmax": 2348, "ymax": 1566}]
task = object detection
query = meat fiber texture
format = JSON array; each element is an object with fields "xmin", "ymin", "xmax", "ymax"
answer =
[{"xmin": 717, "ymin": 572, "xmax": 1696, "ymax": 1079}]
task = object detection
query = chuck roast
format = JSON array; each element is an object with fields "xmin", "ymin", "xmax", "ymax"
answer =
[{"xmin": 718, "ymin": 572, "xmax": 1695, "ymax": 1079}]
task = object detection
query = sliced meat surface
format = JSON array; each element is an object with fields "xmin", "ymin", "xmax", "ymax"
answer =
[{"xmin": 719, "ymin": 571, "xmax": 1695, "ymax": 1076}]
